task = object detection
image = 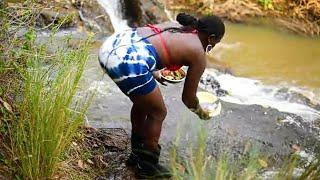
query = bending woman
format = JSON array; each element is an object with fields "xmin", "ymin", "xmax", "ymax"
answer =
[{"xmin": 98, "ymin": 13, "xmax": 225, "ymax": 179}]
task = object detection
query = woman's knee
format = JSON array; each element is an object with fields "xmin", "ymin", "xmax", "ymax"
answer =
[{"xmin": 149, "ymin": 105, "xmax": 167, "ymax": 120}]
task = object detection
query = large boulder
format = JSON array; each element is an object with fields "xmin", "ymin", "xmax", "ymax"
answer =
[
  {"xmin": 140, "ymin": 0, "xmax": 169, "ymax": 24},
  {"xmin": 121, "ymin": 0, "xmax": 169, "ymax": 27},
  {"xmin": 35, "ymin": 1, "xmax": 78, "ymax": 29},
  {"xmin": 73, "ymin": 0, "xmax": 114, "ymax": 36}
]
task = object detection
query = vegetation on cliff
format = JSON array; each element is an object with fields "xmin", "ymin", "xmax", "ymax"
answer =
[{"xmin": 163, "ymin": 0, "xmax": 320, "ymax": 36}]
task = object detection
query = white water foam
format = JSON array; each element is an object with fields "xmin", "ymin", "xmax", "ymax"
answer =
[
  {"xmin": 97, "ymin": 0, "xmax": 129, "ymax": 32},
  {"xmin": 201, "ymin": 69, "xmax": 320, "ymax": 121}
]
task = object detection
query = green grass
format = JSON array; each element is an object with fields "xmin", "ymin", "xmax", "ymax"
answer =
[
  {"xmin": 11, "ymin": 35, "xmax": 91, "ymax": 179},
  {"xmin": 169, "ymin": 124, "xmax": 263, "ymax": 180},
  {"xmin": 0, "ymin": 1, "xmax": 93, "ymax": 179},
  {"xmin": 169, "ymin": 123, "xmax": 320, "ymax": 180}
]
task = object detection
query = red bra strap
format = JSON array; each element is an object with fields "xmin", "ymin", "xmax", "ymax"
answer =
[{"xmin": 147, "ymin": 24, "xmax": 172, "ymax": 67}]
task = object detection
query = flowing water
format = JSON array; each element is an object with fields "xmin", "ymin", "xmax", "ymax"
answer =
[
  {"xmin": 95, "ymin": 0, "xmax": 320, "ymax": 121},
  {"xmin": 96, "ymin": 0, "xmax": 129, "ymax": 32},
  {"xmin": 204, "ymin": 24, "xmax": 320, "ymax": 121},
  {"xmin": 220, "ymin": 23, "xmax": 320, "ymax": 89}
]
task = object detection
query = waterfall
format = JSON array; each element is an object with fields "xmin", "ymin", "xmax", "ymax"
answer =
[{"xmin": 97, "ymin": 0, "xmax": 129, "ymax": 32}]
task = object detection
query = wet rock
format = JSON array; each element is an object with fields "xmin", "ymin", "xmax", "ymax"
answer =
[
  {"xmin": 216, "ymin": 89, "xmax": 228, "ymax": 96},
  {"xmin": 200, "ymin": 73, "xmax": 228, "ymax": 97},
  {"xmin": 121, "ymin": 0, "xmax": 143, "ymax": 27},
  {"xmin": 274, "ymin": 87, "xmax": 290, "ymax": 100},
  {"xmin": 140, "ymin": 0, "xmax": 169, "ymax": 24},
  {"xmin": 121, "ymin": 0, "xmax": 169, "ymax": 27},
  {"xmin": 74, "ymin": 0, "xmax": 114, "ymax": 35},
  {"xmin": 37, "ymin": 8, "xmax": 78, "ymax": 28},
  {"xmin": 275, "ymin": 88, "xmax": 320, "ymax": 110}
]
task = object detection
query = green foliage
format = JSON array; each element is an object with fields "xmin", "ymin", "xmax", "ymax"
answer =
[
  {"xmin": 257, "ymin": 0, "xmax": 274, "ymax": 10},
  {"xmin": 12, "ymin": 35, "xmax": 91, "ymax": 179},
  {"xmin": 169, "ymin": 123, "xmax": 320, "ymax": 179},
  {"xmin": 0, "ymin": 1, "xmax": 93, "ymax": 179},
  {"xmin": 169, "ymin": 124, "xmax": 264, "ymax": 180}
]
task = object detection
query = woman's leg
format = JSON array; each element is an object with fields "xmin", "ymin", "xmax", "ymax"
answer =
[
  {"xmin": 130, "ymin": 102, "xmax": 147, "ymax": 137},
  {"xmin": 130, "ymin": 86, "xmax": 171, "ymax": 178},
  {"xmin": 130, "ymin": 86, "xmax": 167, "ymax": 151}
]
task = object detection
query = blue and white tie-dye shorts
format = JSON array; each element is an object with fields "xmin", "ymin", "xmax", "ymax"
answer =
[{"xmin": 99, "ymin": 28, "xmax": 161, "ymax": 96}]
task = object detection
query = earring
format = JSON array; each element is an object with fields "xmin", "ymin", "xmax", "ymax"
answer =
[{"xmin": 206, "ymin": 45, "xmax": 213, "ymax": 53}]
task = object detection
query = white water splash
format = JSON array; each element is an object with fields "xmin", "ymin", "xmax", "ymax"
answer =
[
  {"xmin": 202, "ymin": 69, "xmax": 320, "ymax": 121},
  {"xmin": 88, "ymin": 80, "xmax": 111, "ymax": 96},
  {"xmin": 97, "ymin": 0, "xmax": 129, "ymax": 32}
]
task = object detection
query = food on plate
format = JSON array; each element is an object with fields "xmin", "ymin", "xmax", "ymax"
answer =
[{"xmin": 160, "ymin": 68, "xmax": 186, "ymax": 82}]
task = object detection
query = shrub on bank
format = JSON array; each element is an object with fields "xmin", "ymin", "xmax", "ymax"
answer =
[{"xmin": 0, "ymin": 1, "xmax": 91, "ymax": 179}]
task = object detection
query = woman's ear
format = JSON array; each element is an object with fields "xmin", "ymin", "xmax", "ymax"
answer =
[{"xmin": 208, "ymin": 34, "xmax": 216, "ymax": 44}]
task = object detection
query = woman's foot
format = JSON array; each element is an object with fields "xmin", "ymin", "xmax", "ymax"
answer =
[{"xmin": 135, "ymin": 145, "xmax": 172, "ymax": 179}]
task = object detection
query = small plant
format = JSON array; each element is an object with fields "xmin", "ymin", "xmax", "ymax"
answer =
[
  {"xmin": 169, "ymin": 124, "xmax": 264, "ymax": 180},
  {"xmin": 257, "ymin": 0, "xmax": 274, "ymax": 10}
]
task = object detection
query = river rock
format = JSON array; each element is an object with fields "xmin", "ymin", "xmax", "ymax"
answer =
[
  {"xmin": 140, "ymin": 0, "xmax": 169, "ymax": 24},
  {"xmin": 73, "ymin": 0, "xmax": 114, "ymax": 36},
  {"xmin": 36, "ymin": 6, "xmax": 78, "ymax": 28},
  {"xmin": 121, "ymin": 0, "xmax": 143, "ymax": 27},
  {"xmin": 275, "ymin": 88, "xmax": 320, "ymax": 110},
  {"xmin": 121, "ymin": 0, "xmax": 169, "ymax": 27}
]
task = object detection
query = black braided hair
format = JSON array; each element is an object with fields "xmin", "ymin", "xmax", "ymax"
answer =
[
  {"xmin": 176, "ymin": 13, "xmax": 225, "ymax": 39},
  {"xmin": 176, "ymin": 13, "xmax": 198, "ymax": 29},
  {"xmin": 140, "ymin": 13, "xmax": 225, "ymax": 41}
]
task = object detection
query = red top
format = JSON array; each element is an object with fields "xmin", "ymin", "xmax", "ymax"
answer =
[{"xmin": 147, "ymin": 24, "xmax": 198, "ymax": 71}]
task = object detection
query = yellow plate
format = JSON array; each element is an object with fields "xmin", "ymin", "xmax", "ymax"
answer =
[
  {"xmin": 196, "ymin": 91, "xmax": 222, "ymax": 117},
  {"xmin": 197, "ymin": 91, "xmax": 218, "ymax": 103}
]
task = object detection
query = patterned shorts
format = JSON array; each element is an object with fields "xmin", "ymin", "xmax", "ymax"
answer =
[{"xmin": 99, "ymin": 28, "xmax": 161, "ymax": 96}]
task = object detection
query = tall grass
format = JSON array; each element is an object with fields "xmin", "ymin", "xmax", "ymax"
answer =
[
  {"xmin": 169, "ymin": 124, "xmax": 263, "ymax": 180},
  {"xmin": 12, "ymin": 39, "xmax": 91, "ymax": 179},
  {"xmin": 169, "ymin": 123, "xmax": 320, "ymax": 179},
  {"xmin": 0, "ymin": 1, "xmax": 92, "ymax": 179}
]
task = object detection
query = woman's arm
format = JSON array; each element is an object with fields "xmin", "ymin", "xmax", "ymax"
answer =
[
  {"xmin": 182, "ymin": 51, "xmax": 206, "ymax": 109},
  {"xmin": 182, "ymin": 52, "xmax": 212, "ymax": 120}
]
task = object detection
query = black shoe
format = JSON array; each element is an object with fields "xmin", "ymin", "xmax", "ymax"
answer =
[
  {"xmin": 137, "ymin": 161, "xmax": 172, "ymax": 179},
  {"xmin": 126, "ymin": 152, "xmax": 138, "ymax": 167},
  {"xmin": 126, "ymin": 133, "xmax": 144, "ymax": 167},
  {"xmin": 135, "ymin": 145, "xmax": 172, "ymax": 179}
]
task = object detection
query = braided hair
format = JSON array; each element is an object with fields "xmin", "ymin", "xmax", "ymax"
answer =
[
  {"xmin": 142, "ymin": 13, "xmax": 225, "ymax": 40},
  {"xmin": 176, "ymin": 13, "xmax": 225, "ymax": 39}
]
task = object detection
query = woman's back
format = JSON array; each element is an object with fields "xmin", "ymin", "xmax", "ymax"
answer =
[{"xmin": 137, "ymin": 22, "xmax": 204, "ymax": 69}]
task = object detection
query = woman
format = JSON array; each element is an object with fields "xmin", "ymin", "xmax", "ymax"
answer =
[{"xmin": 99, "ymin": 13, "xmax": 225, "ymax": 178}]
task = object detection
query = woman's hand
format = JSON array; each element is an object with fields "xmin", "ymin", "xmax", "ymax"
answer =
[
  {"xmin": 152, "ymin": 71, "xmax": 167, "ymax": 86},
  {"xmin": 189, "ymin": 98, "xmax": 211, "ymax": 120},
  {"xmin": 191, "ymin": 105, "xmax": 211, "ymax": 120}
]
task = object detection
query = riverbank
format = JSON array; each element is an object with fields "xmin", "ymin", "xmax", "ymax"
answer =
[{"xmin": 162, "ymin": 0, "xmax": 320, "ymax": 36}]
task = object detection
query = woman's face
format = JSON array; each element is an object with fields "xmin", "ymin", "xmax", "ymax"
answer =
[{"xmin": 206, "ymin": 34, "xmax": 221, "ymax": 52}]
